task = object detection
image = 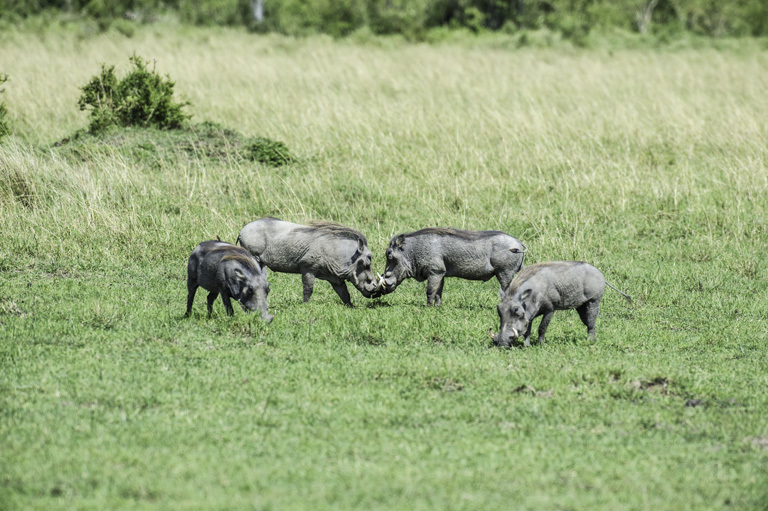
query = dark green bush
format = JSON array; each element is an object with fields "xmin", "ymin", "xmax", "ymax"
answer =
[
  {"xmin": 245, "ymin": 137, "xmax": 294, "ymax": 166},
  {"xmin": 77, "ymin": 55, "xmax": 190, "ymax": 134},
  {"xmin": 0, "ymin": 74, "xmax": 9, "ymax": 140}
]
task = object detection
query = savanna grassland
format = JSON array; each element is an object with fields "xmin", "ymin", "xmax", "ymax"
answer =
[{"xmin": 1, "ymin": 25, "xmax": 768, "ymax": 510}]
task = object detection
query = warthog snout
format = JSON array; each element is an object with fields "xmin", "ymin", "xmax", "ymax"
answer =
[
  {"xmin": 377, "ymin": 271, "xmax": 399, "ymax": 295},
  {"xmin": 240, "ymin": 296, "xmax": 274, "ymax": 323},
  {"xmin": 240, "ymin": 303, "xmax": 274, "ymax": 323},
  {"xmin": 357, "ymin": 271, "xmax": 382, "ymax": 298},
  {"xmin": 489, "ymin": 327, "xmax": 519, "ymax": 347},
  {"xmin": 366, "ymin": 273, "xmax": 386, "ymax": 298}
]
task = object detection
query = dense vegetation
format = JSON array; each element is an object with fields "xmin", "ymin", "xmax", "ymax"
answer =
[
  {"xmin": 77, "ymin": 54, "xmax": 190, "ymax": 134},
  {"xmin": 2, "ymin": 0, "xmax": 768, "ymax": 40},
  {"xmin": 1, "ymin": 26, "xmax": 767, "ymax": 510}
]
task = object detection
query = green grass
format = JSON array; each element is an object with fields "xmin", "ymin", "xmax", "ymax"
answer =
[{"xmin": 2, "ymin": 26, "xmax": 768, "ymax": 510}]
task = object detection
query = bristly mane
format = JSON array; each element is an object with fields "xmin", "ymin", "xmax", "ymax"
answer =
[
  {"xmin": 303, "ymin": 221, "xmax": 366, "ymax": 243},
  {"xmin": 213, "ymin": 244, "xmax": 259, "ymax": 271},
  {"xmin": 407, "ymin": 227, "xmax": 505, "ymax": 240}
]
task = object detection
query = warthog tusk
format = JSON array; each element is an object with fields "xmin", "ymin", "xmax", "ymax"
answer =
[
  {"xmin": 488, "ymin": 328, "xmax": 495, "ymax": 339},
  {"xmin": 512, "ymin": 328, "xmax": 519, "ymax": 338},
  {"xmin": 375, "ymin": 273, "xmax": 385, "ymax": 290}
]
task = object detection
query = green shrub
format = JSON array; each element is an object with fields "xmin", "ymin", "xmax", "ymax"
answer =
[
  {"xmin": 0, "ymin": 74, "xmax": 9, "ymax": 140},
  {"xmin": 245, "ymin": 137, "xmax": 294, "ymax": 166},
  {"xmin": 77, "ymin": 55, "xmax": 190, "ymax": 134}
]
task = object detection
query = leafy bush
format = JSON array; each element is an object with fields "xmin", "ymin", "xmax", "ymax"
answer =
[
  {"xmin": 77, "ymin": 55, "xmax": 190, "ymax": 134},
  {"xmin": 245, "ymin": 137, "xmax": 294, "ymax": 166},
  {"xmin": 0, "ymin": 74, "xmax": 9, "ymax": 140}
]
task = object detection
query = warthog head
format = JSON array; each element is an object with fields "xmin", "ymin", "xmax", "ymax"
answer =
[
  {"xmin": 378, "ymin": 235, "xmax": 410, "ymax": 295},
  {"xmin": 230, "ymin": 265, "xmax": 274, "ymax": 323},
  {"xmin": 490, "ymin": 288, "xmax": 533, "ymax": 347},
  {"xmin": 349, "ymin": 239, "xmax": 382, "ymax": 299}
]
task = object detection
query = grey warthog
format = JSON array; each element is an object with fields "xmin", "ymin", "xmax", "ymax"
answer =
[
  {"xmin": 378, "ymin": 228, "xmax": 526, "ymax": 306},
  {"xmin": 491, "ymin": 261, "xmax": 631, "ymax": 347},
  {"xmin": 186, "ymin": 240, "xmax": 273, "ymax": 321},
  {"xmin": 237, "ymin": 217, "xmax": 380, "ymax": 306}
]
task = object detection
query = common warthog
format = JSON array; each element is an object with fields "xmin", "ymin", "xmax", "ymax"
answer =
[
  {"xmin": 491, "ymin": 261, "xmax": 631, "ymax": 347},
  {"xmin": 237, "ymin": 217, "xmax": 380, "ymax": 306},
  {"xmin": 186, "ymin": 240, "xmax": 273, "ymax": 321},
  {"xmin": 378, "ymin": 228, "xmax": 526, "ymax": 306}
]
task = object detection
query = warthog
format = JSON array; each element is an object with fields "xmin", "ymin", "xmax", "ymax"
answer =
[
  {"xmin": 186, "ymin": 240, "xmax": 273, "ymax": 321},
  {"xmin": 378, "ymin": 228, "xmax": 526, "ymax": 306},
  {"xmin": 237, "ymin": 217, "xmax": 381, "ymax": 306},
  {"xmin": 491, "ymin": 261, "xmax": 631, "ymax": 347}
]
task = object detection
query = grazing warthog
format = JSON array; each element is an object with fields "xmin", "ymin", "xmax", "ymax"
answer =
[
  {"xmin": 491, "ymin": 261, "xmax": 631, "ymax": 347},
  {"xmin": 378, "ymin": 228, "xmax": 526, "ymax": 306},
  {"xmin": 237, "ymin": 217, "xmax": 380, "ymax": 306},
  {"xmin": 186, "ymin": 240, "xmax": 273, "ymax": 321}
]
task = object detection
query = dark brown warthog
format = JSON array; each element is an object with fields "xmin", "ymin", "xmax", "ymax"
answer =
[{"xmin": 186, "ymin": 240, "xmax": 273, "ymax": 321}]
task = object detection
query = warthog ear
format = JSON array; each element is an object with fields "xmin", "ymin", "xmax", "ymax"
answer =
[
  {"xmin": 234, "ymin": 268, "xmax": 246, "ymax": 281},
  {"xmin": 519, "ymin": 288, "xmax": 533, "ymax": 309},
  {"xmin": 228, "ymin": 281, "xmax": 241, "ymax": 299},
  {"xmin": 393, "ymin": 234, "xmax": 405, "ymax": 248},
  {"xmin": 357, "ymin": 238, "xmax": 365, "ymax": 253}
]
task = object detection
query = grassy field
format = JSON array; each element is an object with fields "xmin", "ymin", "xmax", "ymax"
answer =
[{"xmin": 2, "ymin": 26, "xmax": 768, "ymax": 510}]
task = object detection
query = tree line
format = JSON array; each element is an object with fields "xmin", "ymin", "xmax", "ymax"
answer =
[{"xmin": 2, "ymin": 0, "xmax": 767, "ymax": 39}]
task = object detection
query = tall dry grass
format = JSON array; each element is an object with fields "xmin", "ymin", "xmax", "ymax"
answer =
[{"xmin": 1, "ymin": 27, "xmax": 767, "ymax": 263}]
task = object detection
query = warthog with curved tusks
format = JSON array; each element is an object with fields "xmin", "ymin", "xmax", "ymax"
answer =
[
  {"xmin": 491, "ymin": 261, "xmax": 631, "ymax": 347},
  {"xmin": 237, "ymin": 217, "xmax": 380, "ymax": 306},
  {"xmin": 377, "ymin": 228, "xmax": 526, "ymax": 306},
  {"xmin": 186, "ymin": 240, "xmax": 273, "ymax": 321}
]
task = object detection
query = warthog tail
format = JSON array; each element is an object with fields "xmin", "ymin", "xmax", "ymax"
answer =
[{"xmin": 606, "ymin": 281, "xmax": 632, "ymax": 305}]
